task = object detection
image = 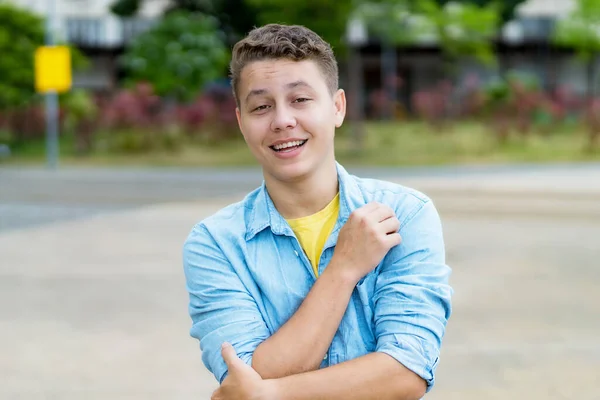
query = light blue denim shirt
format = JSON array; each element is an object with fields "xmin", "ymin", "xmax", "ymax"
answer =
[{"xmin": 183, "ymin": 163, "xmax": 453, "ymax": 393}]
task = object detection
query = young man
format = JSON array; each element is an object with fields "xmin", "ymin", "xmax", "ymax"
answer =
[{"xmin": 183, "ymin": 24, "xmax": 452, "ymax": 400}]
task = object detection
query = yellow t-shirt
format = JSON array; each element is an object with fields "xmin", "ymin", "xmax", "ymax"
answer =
[{"xmin": 286, "ymin": 193, "xmax": 340, "ymax": 277}]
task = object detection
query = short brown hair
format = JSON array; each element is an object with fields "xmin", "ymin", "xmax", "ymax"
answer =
[{"xmin": 230, "ymin": 24, "xmax": 339, "ymax": 105}]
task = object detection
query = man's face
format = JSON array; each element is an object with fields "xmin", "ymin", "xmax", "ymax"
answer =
[{"xmin": 235, "ymin": 59, "xmax": 346, "ymax": 183}]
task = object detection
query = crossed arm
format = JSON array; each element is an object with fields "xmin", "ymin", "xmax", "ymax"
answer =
[
  {"xmin": 250, "ymin": 261, "xmax": 427, "ymax": 400},
  {"xmin": 183, "ymin": 201, "xmax": 452, "ymax": 400}
]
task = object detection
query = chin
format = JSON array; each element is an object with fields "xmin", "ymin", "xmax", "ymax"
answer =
[{"xmin": 267, "ymin": 159, "xmax": 314, "ymax": 183}]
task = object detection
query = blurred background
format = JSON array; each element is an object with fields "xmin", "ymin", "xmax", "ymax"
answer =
[{"xmin": 1, "ymin": 0, "xmax": 599, "ymax": 399}]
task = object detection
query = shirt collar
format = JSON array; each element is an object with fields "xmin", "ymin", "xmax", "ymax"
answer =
[{"xmin": 245, "ymin": 162, "xmax": 362, "ymax": 241}]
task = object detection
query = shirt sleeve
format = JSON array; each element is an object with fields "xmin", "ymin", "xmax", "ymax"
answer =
[
  {"xmin": 182, "ymin": 223, "xmax": 271, "ymax": 383},
  {"xmin": 373, "ymin": 199, "xmax": 453, "ymax": 392}
]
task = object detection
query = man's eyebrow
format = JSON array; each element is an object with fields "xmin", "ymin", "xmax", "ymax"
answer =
[
  {"xmin": 245, "ymin": 88, "xmax": 268, "ymax": 103},
  {"xmin": 285, "ymin": 80, "xmax": 314, "ymax": 90},
  {"xmin": 244, "ymin": 81, "xmax": 315, "ymax": 103}
]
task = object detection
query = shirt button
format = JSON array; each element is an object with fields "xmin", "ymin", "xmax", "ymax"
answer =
[{"xmin": 323, "ymin": 354, "xmax": 328, "ymax": 360}]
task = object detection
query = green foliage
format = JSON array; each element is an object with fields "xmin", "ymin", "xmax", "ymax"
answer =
[
  {"xmin": 62, "ymin": 43, "xmax": 91, "ymax": 72},
  {"xmin": 433, "ymin": 0, "xmax": 525, "ymax": 23},
  {"xmin": 10, "ymin": 120, "xmax": 599, "ymax": 166},
  {"xmin": 418, "ymin": 0, "xmax": 501, "ymax": 65},
  {"xmin": 484, "ymin": 79, "xmax": 511, "ymax": 105},
  {"xmin": 184, "ymin": 0, "xmax": 258, "ymax": 45},
  {"xmin": 109, "ymin": 0, "xmax": 140, "ymax": 17},
  {"xmin": 356, "ymin": 0, "xmax": 501, "ymax": 64},
  {"xmin": 355, "ymin": 0, "xmax": 417, "ymax": 45},
  {"xmin": 483, "ymin": 71, "xmax": 540, "ymax": 108},
  {"xmin": 0, "ymin": 2, "xmax": 45, "ymax": 110},
  {"xmin": 0, "ymin": 128, "xmax": 12, "ymax": 145},
  {"xmin": 111, "ymin": 0, "xmax": 230, "ymax": 15},
  {"xmin": 247, "ymin": 0, "xmax": 355, "ymax": 54},
  {"xmin": 119, "ymin": 11, "xmax": 230, "ymax": 101},
  {"xmin": 97, "ymin": 128, "xmax": 185, "ymax": 154},
  {"xmin": 62, "ymin": 89, "xmax": 98, "ymax": 128},
  {"xmin": 553, "ymin": 0, "xmax": 600, "ymax": 61},
  {"xmin": 110, "ymin": 0, "xmax": 258, "ymax": 46},
  {"xmin": 60, "ymin": 89, "xmax": 98, "ymax": 154},
  {"xmin": 553, "ymin": 0, "xmax": 600, "ymax": 146}
]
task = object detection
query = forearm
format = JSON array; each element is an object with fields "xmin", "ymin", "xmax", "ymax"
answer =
[
  {"xmin": 266, "ymin": 352, "xmax": 426, "ymax": 400},
  {"xmin": 252, "ymin": 261, "xmax": 357, "ymax": 379}
]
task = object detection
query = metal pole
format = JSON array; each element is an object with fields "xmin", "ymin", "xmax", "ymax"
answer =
[
  {"xmin": 45, "ymin": 0, "xmax": 59, "ymax": 169},
  {"xmin": 348, "ymin": 45, "xmax": 366, "ymax": 152},
  {"xmin": 381, "ymin": 41, "xmax": 397, "ymax": 120}
]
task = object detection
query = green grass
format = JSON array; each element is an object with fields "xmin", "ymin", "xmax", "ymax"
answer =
[
  {"xmin": 336, "ymin": 120, "xmax": 600, "ymax": 166},
  {"xmin": 3, "ymin": 120, "xmax": 600, "ymax": 168}
]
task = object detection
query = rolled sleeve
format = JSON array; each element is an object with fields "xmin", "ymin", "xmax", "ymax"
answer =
[
  {"xmin": 373, "ymin": 200, "xmax": 453, "ymax": 392},
  {"xmin": 183, "ymin": 224, "xmax": 271, "ymax": 383},
  {"xmin": 377, "ymin": 333, "xmax": 439, "ymax": 389}
]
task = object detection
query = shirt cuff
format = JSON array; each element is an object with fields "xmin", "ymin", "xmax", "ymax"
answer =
[
  {"xmin": 376, "ymin": 333, "xmax": 439, "ymax": 392},
  {"xmin": 216, "ymin": 351, "xmax": 254, "ymax": 384}
]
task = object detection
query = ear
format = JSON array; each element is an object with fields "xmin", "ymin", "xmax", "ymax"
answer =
[
  {"xmin": 333, "ymin": 89, "xmax": 346, "ymax": 128},
  {"xmin": 235, "ymin": 107, "xmax": 245, "ymax": 138}
]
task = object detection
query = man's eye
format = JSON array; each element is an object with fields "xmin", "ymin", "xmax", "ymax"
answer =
[
  {"xmin": 294, "ymin": 98, "xmax": 311, "ymax": 103},
  {"xmin": 253, "ymin": 105, "xmax": 269, "ymax": 112}
]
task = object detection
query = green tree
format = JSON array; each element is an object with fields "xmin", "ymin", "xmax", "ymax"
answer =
[
  {"xmin": 110, "ymin": 0, "xmax": 258, "ymax": 46},
  {"xmin": 119, "ymin": 11, "xmax": 230, "ymax": 101},
  {"xmin": 355, "ymin": 0, "xmax": 416, "ymax": 46},
  {"xmin": 357, "ymin": 0, "xmax": 522, "ymax": 50},
  {"xmin": 356, "ymin": 1, "xmax": 501, "ymax": 79},
  {"xmin": 247, "ymin": 0, "xmax": 356, "ymax": 55},
  {"xmin": 418, "ymin": 0, "xmax": 501, "ymax": 68},
  {"xmin": 354, "ymin": 0, "xmax": 419, "ymax": 119},
  {"xmin": 553, "ymin": 0, "xmax": 600, "ymax": 100},
  {"xmin": 434, "ymin": 0, "xmax": 524, "ymax": 24},
  {"xmin": 62, "ymin": 89, "xmax": 99, "ymax": 154},
  {"xmin": 110, "ymin": 0, "xmax": 141, "ymax": 16},
  {"xmin": 553, "ymin": 0, "xmax": 600, "ymax": 149},
  {"xmin": 0, "ymin": 3, "xmax": 45, "ymax": 110},
  {"xmin": 355, "ymin": 0, "xmax": 500, "ymax": 121}
]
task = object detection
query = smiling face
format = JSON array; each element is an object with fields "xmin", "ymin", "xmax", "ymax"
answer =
[{"xmin": 235, "ymin": 58, "xmax": 346, "ymax": 184}]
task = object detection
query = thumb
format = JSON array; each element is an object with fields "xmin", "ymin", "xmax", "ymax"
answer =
[{"xmin": 221, "ymin": 342, "xmax": 242, "ymax": 369}]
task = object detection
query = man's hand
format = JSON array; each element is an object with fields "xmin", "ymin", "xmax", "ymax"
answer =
[
  {"xmin": 211, "ymin": 343, "xmax": 275, "ymax": 400},
  {"xmin": 330, "ymin": 202, "xmax": 402, "ymax": 283}
]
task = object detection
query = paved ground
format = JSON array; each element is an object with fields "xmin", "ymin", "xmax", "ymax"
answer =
[{"xmin": 1, "ymin": 164, "xmax": 599, "ymax": 399}]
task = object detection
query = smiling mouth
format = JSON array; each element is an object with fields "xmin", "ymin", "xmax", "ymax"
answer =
[{"xmin": 269, "ymin": 140, "xmax": 308, "ymax": 152}]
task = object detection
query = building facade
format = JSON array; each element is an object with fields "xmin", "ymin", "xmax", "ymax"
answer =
[
  {"xmin": 8, "ymin": 0, "xmax": 170, "ymax": 90},
  {"xmin": 356, "ymin": 0, "xmax": 600, "ymax": 118}
]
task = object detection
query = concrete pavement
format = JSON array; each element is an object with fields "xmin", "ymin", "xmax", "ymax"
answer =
[
  {"xmin": 1, "ymin": 201, "xmax": 227, "ymax": 400},
  {"xmin": 2, "ymin": 162, "xmax": 600, "ymax": 233}
]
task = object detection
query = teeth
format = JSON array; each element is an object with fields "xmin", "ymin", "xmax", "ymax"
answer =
[{"xmin": 273, "ymin": 140, "xmax": 305, "ymax": 150}]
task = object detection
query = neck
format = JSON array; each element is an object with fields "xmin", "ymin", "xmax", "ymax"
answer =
[{"xmin": 264, "ymin": 161, "xmax": 339, "ymax": 219}]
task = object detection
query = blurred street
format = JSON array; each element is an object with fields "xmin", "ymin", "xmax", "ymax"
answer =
[{"xmin": 2, "ymin": 163, "xmax": 600, "ymax": 399}]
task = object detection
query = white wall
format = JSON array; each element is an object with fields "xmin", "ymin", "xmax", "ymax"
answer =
[
  {"xmin": 516, "ymin": 0, "xmax": 575, "ymax": 18},
  {"xmin": 7, "ymin": 0, "xmax": 170, "ymax": 17},
  {"xmin": 7, "ymin": 0, "xmax": 170, "ymax": 46}
]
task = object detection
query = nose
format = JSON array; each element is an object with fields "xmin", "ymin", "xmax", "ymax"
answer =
[{"xmin": 270, "ymin": 105, "xmax": 297, "ymax": 132}]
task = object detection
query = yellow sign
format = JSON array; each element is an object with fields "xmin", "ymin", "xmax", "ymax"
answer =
[{"xmin": 34, "ymin": 45, "xmax": 72, "ymax": 93}]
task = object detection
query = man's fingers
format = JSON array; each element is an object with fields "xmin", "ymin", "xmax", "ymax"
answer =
[
  {"xmin": 385, "ymin": 232, "xmax": 402, "ymax": 247},
  {"xmin": 221, "ymin": 342, "xmax": 241, "ymax": 369},
  {"xmin": 370, "ymin": 205, "xmax": 395, "ymax": 223},
  {"xmin": 379, "ymin": 216, "xmax": 400, "ymax": 234}
]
